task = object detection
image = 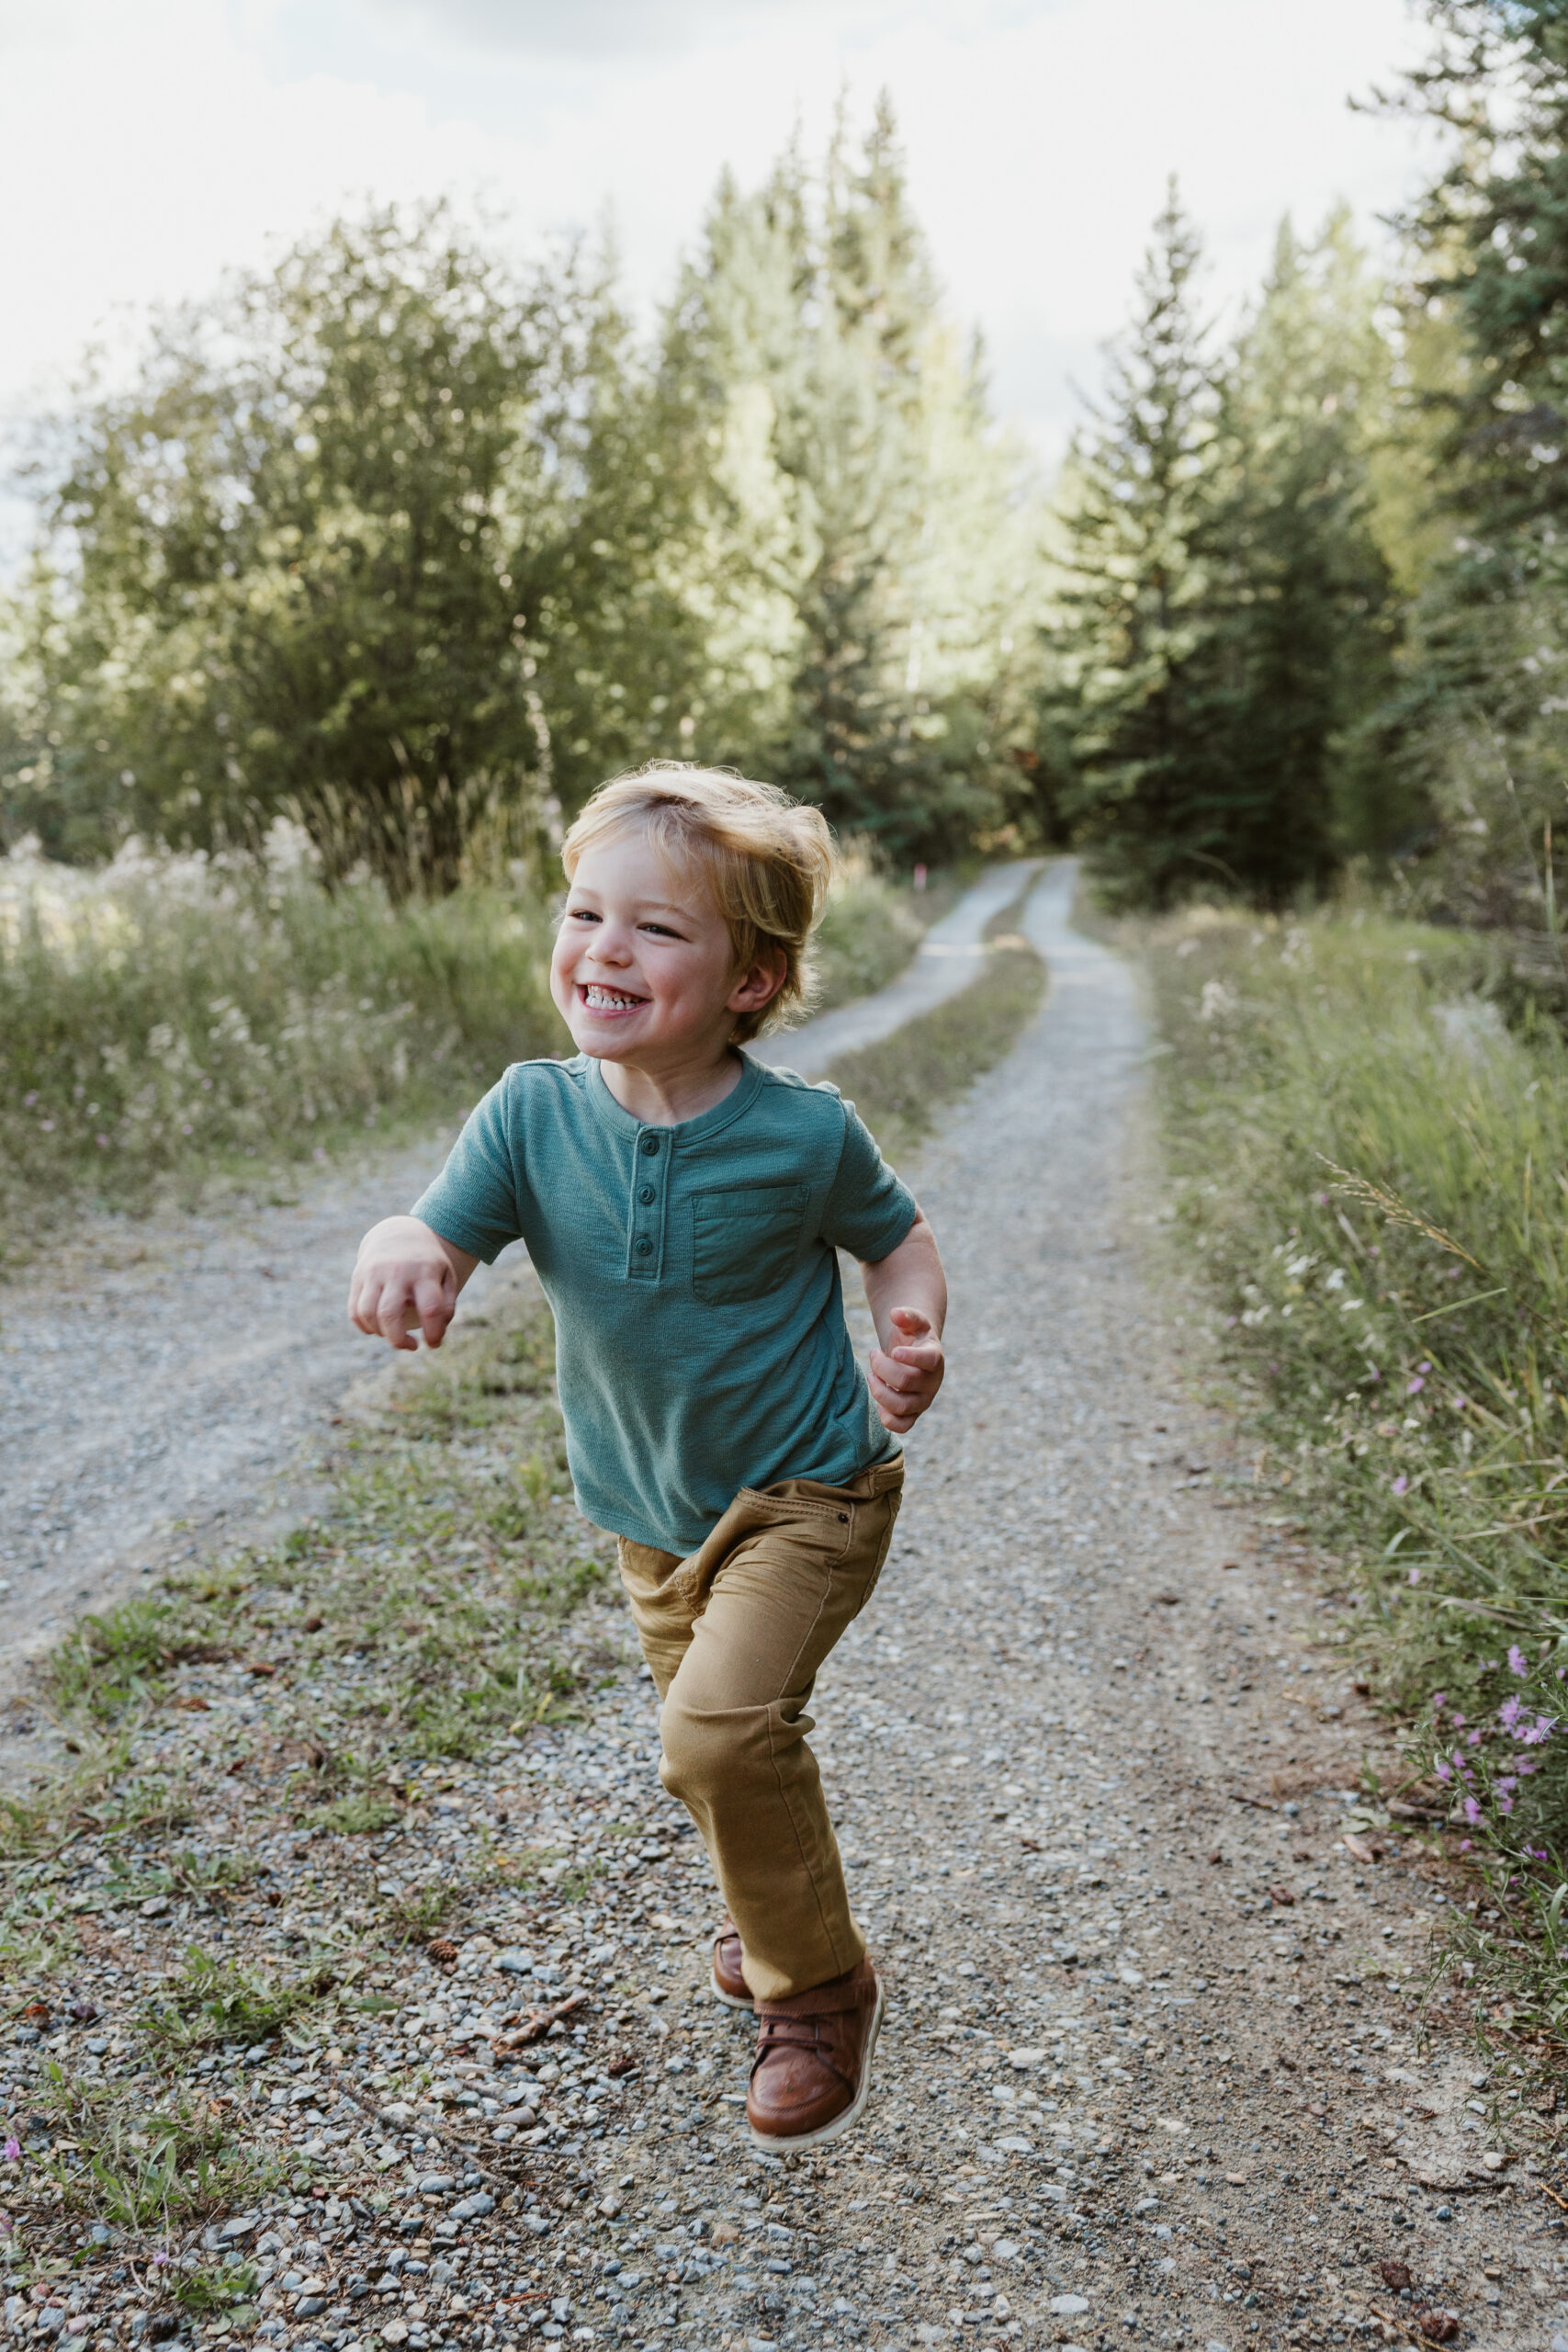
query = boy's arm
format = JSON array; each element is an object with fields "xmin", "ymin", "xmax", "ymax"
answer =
[
  {"xmin": 348, "ymin": 1215, "xmax": 479, "ymax": 1352},
  {"xmin": 858, "ymin": 1208, "xmax": 946, "ymax": 1435}
]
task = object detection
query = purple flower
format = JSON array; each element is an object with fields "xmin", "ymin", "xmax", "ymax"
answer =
[
  {"xmin": 1468, "ymin": 1728, "xmax": 1483, "ymax": 1746},
  {"xmin": 1454, "ymin": 1395, "xmax": 1468, "ymax": 1409},
  {"xmin": 1499, "ymin": 1695, "xmax": 1523, "ymax": 1729},
  {"xmin": 1519, "ymin": 1717, "xmax": 1556, "ymax": 1746},
  {"xmin": 1459, "ymin": 1837, "xmax": 1472, "ymax": 1851},
  {"xmin": 1408, "ymin": 1566, "xmax": 1421, "ymax": 1584},
  {"xmin": 1498, "ymin": 1775, "xmax": 1517, "ymax": 1793},
  {"xmin": 2, "ymin": 2139, "xmax": 17, "ymax": 2165},
  {"xmin": 1498, "ymin": 1793, "xmax": 1515, "ymax": 1815},
  {"xmin": 1462, "ymin": 1796, "xmax": 1483, "ymax": 1825},
  {"xmin": 1406, "ymin": 1375, "xmax": 1425, "ymax": 1395},
  {"xmin": 1508, "ymin": 1645, "xmax": 1529, "ymax": 1678},
  {"xmin": 1434, "ymin": 1760, "xmax": 1451, "ymax": 1781},
  {"xmin": 1431, "ymin": 1691, "xmax": 1447, "ymax": 1709},
  {"xmin": 1418, "ymin": 1360, "xmax": 1431, "ymax": 1374},
  {"xmin": 1452, "ymin": 1713, "xmax": 1466, "ymax": 1727},
  {"xmin": 1393, "ymin": 1475, "xmax": 1409, "ymax": 1497}
]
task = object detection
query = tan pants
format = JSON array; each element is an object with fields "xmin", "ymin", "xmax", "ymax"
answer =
[{"xmin": 616, "ymin": 1455, "xmax": 903, "ymax": 2004}]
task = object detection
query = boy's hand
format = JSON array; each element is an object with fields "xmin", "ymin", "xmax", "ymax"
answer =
[
  {"xmin": 348, "ymin": 1216, "xmax": 475, "ymax": 1351},
  {"xmin": 868, "ymin": 1306, "xmax": 944, "ymax": 1435}
]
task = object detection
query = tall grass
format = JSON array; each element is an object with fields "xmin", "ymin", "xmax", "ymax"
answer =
[
  {"xmin": 0, "ymin": 824, "xmax": 565, "ymax": 1232},
  {"xmin": 1148, "ymin": 907, "xmax": 1568, "ymax": 1919},
  {"xmin": 0, "ymin": 825, "xmax": 930, "ymax": 1241}
]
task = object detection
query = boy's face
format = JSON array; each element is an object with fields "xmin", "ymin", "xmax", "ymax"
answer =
[{"xmin": 551, "ymin": 825, "xmax": 783, "ymax": 1068}]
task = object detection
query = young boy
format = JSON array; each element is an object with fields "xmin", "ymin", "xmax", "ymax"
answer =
[{"xmin": 347, "ymin": 764, "xmax": 946, "ymax": 2152}]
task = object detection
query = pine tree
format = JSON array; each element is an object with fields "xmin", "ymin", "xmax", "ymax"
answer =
[
  {"xmin": 655, "ymin": 99, "xmax": 1033, "ymax": 862},
  {"xmin": 1047, "ymin": 183, "xmax": 1228, "ymax": 907},
  {"xmin": 1208, "ymin": 209, "xmax": 1403, "ymax": 888}
]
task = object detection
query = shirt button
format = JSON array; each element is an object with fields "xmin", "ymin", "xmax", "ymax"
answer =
[
  {"xmin": 641, "ymin": 1135, "xmax": 661, "ymax": 1156},
  {"xmin": 638, "ymin": 1185, "xmax": 656, "ymax": 1204},
  {"xmin": 635, "ymin": 1236, "xmax": 654, "ymax": 1256}
]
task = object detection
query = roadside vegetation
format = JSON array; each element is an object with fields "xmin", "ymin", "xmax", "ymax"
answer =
[
  {"xmin": 1143, "ymin": 899, "xmax": 1568, "ymax": 2042},
  {"xmin": 0, "ymin": 829, "xmax": 926, "ymax": 1247}
]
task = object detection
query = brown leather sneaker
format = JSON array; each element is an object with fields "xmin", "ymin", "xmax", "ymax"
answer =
[
  {"xmin": 710, "ymin": 1918, "xmax": 752, "ymax": 2008},
  {"xmin": 745, "ymin": 1957, "xmax": 884, "ymax": 2151}
]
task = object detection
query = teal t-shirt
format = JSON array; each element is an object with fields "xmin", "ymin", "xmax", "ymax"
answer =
[{"xmin": 411, "ymin": 1052, "xmax": 918, "ymax": 1553}]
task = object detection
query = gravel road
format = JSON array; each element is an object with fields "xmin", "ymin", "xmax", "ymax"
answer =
[
  {"xmin": 3, "ymin": 867, "xmax": 1558, "ymax": 2347},
  {"xmin": 0, "ymin": 865, "xmax": 1020, "ymax": 1727}
]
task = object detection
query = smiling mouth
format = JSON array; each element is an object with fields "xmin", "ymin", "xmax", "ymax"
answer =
[{"xmin": 579, "ymin": 983, "xmax": 648, "ymax": 1014}]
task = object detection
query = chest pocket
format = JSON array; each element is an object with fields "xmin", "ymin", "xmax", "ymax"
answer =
[{"xmin": 691, "ymin": 1183, "xmax": 810, "ymax": 1306}]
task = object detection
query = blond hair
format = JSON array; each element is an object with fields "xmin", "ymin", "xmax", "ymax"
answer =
[{"xmin": 560, "ymin": 763, "xmax": 836, "ymax": 1044}]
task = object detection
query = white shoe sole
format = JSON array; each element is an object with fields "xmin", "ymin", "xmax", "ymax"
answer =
[
  {"xmin": 746, "ymin": 1973, "xmax": 885, "ymax": 2154},
  {"xmin": 710, "ymin": 1963, "xmax": 753, "ymax": 2010}
]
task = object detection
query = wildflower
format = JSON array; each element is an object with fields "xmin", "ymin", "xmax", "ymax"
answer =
[
  {"xmin": 1431, "ymin": 1692, "xmax": 1447, "ymax": 1709},
  {"xmin": 1499, "ymin": 1793, "xmax": 1515, "ymax": 1814},
  {"xmin": 1459, "ymin": 1838, "xmax": 1472, "ymax": 1851},
  {"xmin": 1508, "ymin": 1645, "xmax": 1529, "ymax": 1678},
  {"xmin": 95, "ymin": 1133, "xmax": 108, "ymax": 1148},
  {"xmin": 1499, "ymin": 1695, "xmax": 1523, "ymax": 1730},
  {"xmin": 1468, "ymin": 1728, "xmax": 1483, "ymax": 1746},
  {"xmin": 1498, "ymin": 1775, "xmax": 1518, "ymax": 1793},
  {"xmin": 1518, "ymin": 1717, "xmax": 1556, "ymax": 1746},
  {"xmin": 1418, "ymin": 1361, "xmax": 1430, "ymax": 1374},
  {"xmin": 1406, "ymin": 1375, "xmax": 1425, "ymax": 1395},
  {"xmin": 1452, "ymin": 1712, "xmax": 1465, "ymax": 1727},
  {"xmin": 1393, "ymin": 1475, "xmax": 1409, "ymax": 1497},
  {"xmin": 1454, "ymin": 1395, "xmax": 1468, "ymax": 1409},
  {"xmin": 1463, "ymin": 1796, "xmax": 1483, "ymax": 1825},
  {"xmin": 1408, "ymin": 1565, "xmax": 1421, "ymax": 1584},
  {"xmin": 1, "ymin": 2139, "xmax": 17, "ymax": 2164},
  {"xmin": 1434, "ymin": 1760, "xmax": 1451, "ymax": 1781}
]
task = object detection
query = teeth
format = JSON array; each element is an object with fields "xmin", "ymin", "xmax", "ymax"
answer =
[{"xmin": 584, "ymin": 986, "xmax": 643, "ymax": 1010}]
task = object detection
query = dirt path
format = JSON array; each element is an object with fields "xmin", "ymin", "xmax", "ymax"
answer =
[
  {"xmin": 5, "ymin": 870, "xmax": 1556, "ymax": 2348},
  {"xmin": 0, "ymin": 867, "xmax": 1014, "ymax": 1731}
]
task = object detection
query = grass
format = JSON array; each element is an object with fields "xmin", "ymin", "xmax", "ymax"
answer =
[
  {"xmin": 821, "ymin": 876, "xmax": 1047, "ymax": 1165},
  {"xmin": 0, "ymin": 827, "xmax": 936, "ymax": 1250},
  {"xmin": 138, "ymin": 1950, "xmax": 335, "ymax": 2058},
  {"xmin": 33, "ymin": 2067, "xmax": 285, "ymax": 2233},
  {"xmin": 0, "ymin": 828, "xmax": 567, "ymax": 1246},
  {"xmin": 1140, "ymin": 896, "xmax": 1568, "ymax": 2043}
]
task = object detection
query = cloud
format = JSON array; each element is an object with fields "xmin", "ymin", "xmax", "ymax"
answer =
[{"xmin": 361, "ymin": 0, "xmax": 1043, "ymax": 63}]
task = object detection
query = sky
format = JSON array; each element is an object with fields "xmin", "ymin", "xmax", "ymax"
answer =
[{"xmin": 0, "ymin": 0, "xmax": 1440, "ymax": 515}]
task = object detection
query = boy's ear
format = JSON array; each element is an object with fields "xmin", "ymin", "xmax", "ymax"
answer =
[{"xmin": 728, "ymin": 946, "xmax": 789, "ymax": 1013}]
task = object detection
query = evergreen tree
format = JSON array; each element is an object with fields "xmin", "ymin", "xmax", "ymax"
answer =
[
  {"xmin": 1372, "ymin": 2, "xmax": 1568, "ymax": 922},
  {"xmin": 1046, "ymin": 183, "xmax": 1228, "ymax": 907},
  {"xmin": 1209, "ymin": 210, "xmax": 1403, "ymax": 887},
  {"xmin": 658, "ymin": 99, "xmax": 1034, "ymax": 863}
]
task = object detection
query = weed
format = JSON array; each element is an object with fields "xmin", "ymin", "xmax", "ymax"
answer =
[
  {"xmin": 0, "ymin": 835, "xmax": 566, "ymax": 1237},
  {"xmin": 138, "ymin": 1949, "xmax": 332, "ymax": 2056},
  {"xmin": 33, "ymin": 2067, "xmax": 283, "ymax": 2233},
  {"xmin": 1144, "ymin": 899, "xmax": 1568, "ymax": 2029},
  {"xmin": 172, "ymin": 2264, "xmax": 259, "ymax": 2319},
  {"xmin": 383, "ymin": 1886, "xmax": 454, "ymax": 1945}
]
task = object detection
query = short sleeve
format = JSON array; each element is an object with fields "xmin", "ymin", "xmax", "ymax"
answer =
[
  {"xmin": 820, "ymin": 1100, "xmax": 918, "ymax": 1261},
  {"xmin": 410, "ymin": 1072, "xmax": 524, "ymax": 1264}
]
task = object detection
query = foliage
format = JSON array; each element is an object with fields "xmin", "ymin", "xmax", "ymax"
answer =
[
  {"xmin": 1048, "ymin": 190, "xmax": 1405, "ymax": 908},
  {"xmin": 809, "ymin": 842, "xmax": 929, "ymax": 1012},
  {"xmin": 139, "ymin": 1949, "xmax": 333, "ymax": 2056},
  {"xmin": 1367, "ymin": 2, "xmax": 1568, "ymax": 926},
  {"xmin": 657, "ymin": 101, "xmax": 1038, "ymax": 862},
  {"xmin": 3, "ymin": 115, "xmax": 1040, "ymax": 888},
  {"xmin": 0, "ymin": 823, "xmax": 563, "ymax": 1234},
  {"xmin": 1145, "ymin": 903, "xmax": 1568, "ymax": 1890}
]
